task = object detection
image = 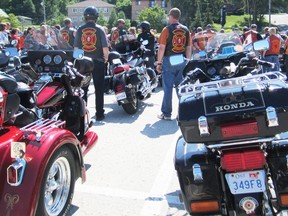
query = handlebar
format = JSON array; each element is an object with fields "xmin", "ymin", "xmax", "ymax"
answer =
[{"xmin": 257, "ymin": 59, "xmax": 275, "ymax": 68}]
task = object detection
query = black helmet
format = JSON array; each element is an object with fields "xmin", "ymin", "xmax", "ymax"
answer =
[
  {"xmin": 84, "ymin": 6, "xmax": 99, "ymax": 21},
  {"xmin": 108, "ymin": 51, "xmax": 121, "ymax": 63},
  {"xmin": 139, "ymin": 21, "xmax": 151, "ymax": 32}
]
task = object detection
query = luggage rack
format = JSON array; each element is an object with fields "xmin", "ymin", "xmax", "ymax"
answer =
[
  {"xmin": 21, "ymin": 118, "xmax": 65, "ymax": 140},
  {"xmin": 178, "ymin": 72, "xmax": 287, "ymax": 96}
]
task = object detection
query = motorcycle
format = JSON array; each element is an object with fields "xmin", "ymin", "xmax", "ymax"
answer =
[
  {"xmin": 174, "ymin": 39, "xmax": 288, "ymax": 215},
  {"xmin": 0, "ymin": 34, "xmax": 98, "ymax": 216},
  {"xmin": 105, "ymin": 35, "xmax": 158, "ymax": 114}
]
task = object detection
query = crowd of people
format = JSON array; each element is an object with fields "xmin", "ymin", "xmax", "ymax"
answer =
[{"xmin": 1, "ymin": 8, "xmax": 288, "ymax": 121}]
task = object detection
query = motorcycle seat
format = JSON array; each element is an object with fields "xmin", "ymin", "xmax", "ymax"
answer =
[{"xmin": 0, "ymin": 74, "xmax": 18, "ymax": 94}]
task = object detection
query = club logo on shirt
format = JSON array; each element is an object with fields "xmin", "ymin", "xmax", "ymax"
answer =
[
  {"xmin": 172, "ymin": 29, "xmax": 186, "ymax": 53},
  {"xmin": 81, "ymin": 28, "xmax": 97, "ymax": 52},
  {"xmin": 111, "ymin": 29, "xmax": 119, "ymax": 44},
  {"xmin": 61, "ymin": 30, "xmax": 69, "ymax": 43}
]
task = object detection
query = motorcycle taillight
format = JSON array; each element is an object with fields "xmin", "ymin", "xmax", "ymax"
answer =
[
  {"xmin": 113, "ymin": 65, "xmax": 129, "ymax": 74},
  {"xmin": 221, "ymin": 120, "xmax": 258, "ymax": 138},
  {"xmin": 221, "ymin": 149, "xmax": 266, "ymax": 172}
]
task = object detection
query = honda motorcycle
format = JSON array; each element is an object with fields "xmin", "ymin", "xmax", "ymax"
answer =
[
  {"xmin": 174, "ymin": 39, "xmax": 288, "ymax": 215},
  {"xmin": 0, "ymin": 26, "xmax": 98, "ymax": 216},
  {"xmin": 105, "ymin": 36, "xmax": 158, "ymax": 114}
]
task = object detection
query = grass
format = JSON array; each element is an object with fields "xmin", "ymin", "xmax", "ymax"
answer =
[{"xmin": 213, "ymin": 15, "xmax": 250, "ymax": 32}]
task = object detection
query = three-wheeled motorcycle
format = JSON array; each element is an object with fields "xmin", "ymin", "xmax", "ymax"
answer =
[{"xmin": 0, "ymin": 27, "xmax": 98, "ymax": 216}]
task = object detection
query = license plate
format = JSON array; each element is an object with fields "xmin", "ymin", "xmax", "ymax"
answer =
[
  {"xmin": 116, "ymin": 92, "xmax": 126, "ymax": 101},
  {"xmin": 225, "ymin": 170, "xmax": 266, "ymax": 194}
]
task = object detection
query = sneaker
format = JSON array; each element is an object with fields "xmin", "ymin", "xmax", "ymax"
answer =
[{"xmin": 157, "ymin": 113, "xmax": 171, "ymax": 120}]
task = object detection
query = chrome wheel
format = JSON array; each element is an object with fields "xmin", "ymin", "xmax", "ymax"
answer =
[{"xmin": 44, "ymin": 156, "xmax": 71, "ymax": 216}]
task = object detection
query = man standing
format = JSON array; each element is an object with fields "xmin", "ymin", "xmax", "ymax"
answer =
[
  {"xmin": 242, "ymin": 24, "xmax": 263, "ymax": 48},
  {"xmin": 263, "ymin": 27, "xmax": 284, "ymax": 72},
  {"xmin": 60, "ymin": 18, "xmax": 76, "ymax": 47},
  {"xmin": 156, "ymin": 8, "xmax": 191, "ymax": 120},
  {"xmin": 110, "ymin": 19, "xmax": 127, "ymax": 50},
  {"xmin": 74, "ymin": 6, "xmax": 109, "ymax": 121}
]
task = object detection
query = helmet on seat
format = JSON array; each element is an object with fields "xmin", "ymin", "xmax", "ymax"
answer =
[
  {"xmin": 138, "ymin": 21, "xmax": 151, "ymax": 32},
  {"xmin": 84, "ymin": 6, "xmax": 99, "ymax": 21}
]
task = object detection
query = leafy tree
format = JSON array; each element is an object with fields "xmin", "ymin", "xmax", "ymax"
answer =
[
  {"xmin": 108, "ymin": 8, "xmax": 118, "ymax": 29},
  {"xmin": 116, "ymin": 0, "xmax": 132, "ymax": 19},
  {"xmin": 137, "ymin": 5, "xmax": 166, "ymax": 32},
  {"xmin": 97, "ymin": 11, "xmax": 108, "ymax": 27},
  {"xmin": 8, "ymin": 13, "xmax": 20, "ymax": 28}
]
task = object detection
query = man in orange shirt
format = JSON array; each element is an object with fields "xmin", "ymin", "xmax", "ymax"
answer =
[
  {"xmin": 283, "ymin": 31, "xmax": 288, "ymax": 73},
  {"xmin": 263, "ymin": 27, "xmax": 284, "ymax": 72},
  {"xmin": 156, "ymin": 8, "xmax": 191, "ymax": 120}
]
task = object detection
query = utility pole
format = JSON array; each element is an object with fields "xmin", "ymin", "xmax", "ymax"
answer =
[
  {"xmin": 41, "ymin": 0, "xmax": 47, "ymax": 24},
  {"xmin": 268, "ymin": 0, "xmax": 271, "ymax": 27}
]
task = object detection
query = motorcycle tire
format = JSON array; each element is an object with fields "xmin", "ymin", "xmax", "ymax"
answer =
[
  {"xmin": 122, "ymin": 88, "xmax": 139, "ymax": 114},
  {"xmin": 35, "ymin": 146, "xmax": 76, "ymax": 216}
]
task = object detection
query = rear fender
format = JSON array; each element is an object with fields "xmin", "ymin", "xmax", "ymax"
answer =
[{"xmin": 0, "ymin": 128, "xmax": 83, "ymax": 216}]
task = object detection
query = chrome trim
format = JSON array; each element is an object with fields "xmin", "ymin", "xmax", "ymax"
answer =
[
  {"xmin": 179, "ymin": 72, "xmax": 287, "ymax": 96},
  {"xmin": 198, "ymin": 116, "xmax": 210, "ymax": 137},
  {"xmin": 266, "ymin": 106, "xmax": 279, "ymax": 127},
  {"xmin": 192, "ymin": 164, "xmax": 203, "ymax": 183},
  {"xmin": 7, "ymin": 158, "xmax": 26, "ymax": 186}
]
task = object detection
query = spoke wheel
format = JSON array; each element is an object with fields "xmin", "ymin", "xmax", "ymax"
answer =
[{"xmin": 36, "ymin": 147, "xmax": 76, "ymax": 216}]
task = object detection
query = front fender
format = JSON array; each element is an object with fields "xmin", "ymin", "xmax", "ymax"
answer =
[{"xmin": 0, "ymin": 128, "xmax": 82, "ymax": 216}]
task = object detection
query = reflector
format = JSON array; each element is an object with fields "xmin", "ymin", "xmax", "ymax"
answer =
[
  {"xmin": 221, "ymin": 149, "xmax": 266, "ymax": 172},
  {"xmin": 7, "ymin": 166, "xmax": 17, "ymax": 184},
  {"xmin": 280, "ymin": 194, "xmax": 288, "ymax": 206},
  {"xmin": 191, "ymin": 200, "xmax": 220, "ymax": 213},
  {"xmin": 221, "ymin": 120, "xmax": 258, "ymax": 138}
]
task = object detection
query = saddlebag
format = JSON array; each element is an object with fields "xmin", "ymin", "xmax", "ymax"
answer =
[
  {"xmin": 174, "ymin": 137, "xmax": 222, "ymax": 214},
  {"xmin": 267, "ymin": 139, "xmax": 288, "ymax": 209},
  {"xmin": 178, "ymin": 73, "xmax": 288, "ymax": 143}
]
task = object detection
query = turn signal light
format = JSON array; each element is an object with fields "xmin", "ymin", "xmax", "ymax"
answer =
[
  {"xmin": 280, "ymin": 194, "xmax": 288, "ymax": 206},
  {"xmin": 191, "ymin": 200, "xmax": 220, "ymax": 213},
  {"xmin": 7, "ymin": 166, "xmax": 17, "ymax": 184}
]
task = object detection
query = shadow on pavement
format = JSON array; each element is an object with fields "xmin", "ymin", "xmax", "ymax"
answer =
[{"xmin": 140, "ymin": 119, "xmax": 179, "ymax": 138}]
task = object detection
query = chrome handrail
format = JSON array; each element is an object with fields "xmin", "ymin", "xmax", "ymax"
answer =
[{"xmin": 179, "ymin": 72, "xmax": 287, "ymax": 96}]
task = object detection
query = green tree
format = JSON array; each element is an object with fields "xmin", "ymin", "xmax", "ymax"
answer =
[
  {"xmin": 97, "ymin": 11, "xmax": 108, "ymax": 27},
  {"xmin": 116, "ymin": 0, "xmax": 132, "ymax": 19},
  {"xmin": 108, "ymin": 8, "xmax": 118, "ymax": 29},
  {"xmin": 8, "ymin": 13, "xmax": 20, "ymax": 28},
  {"xmin": 138, "ymin": 5, "xmax": 166, "ymax": 32}
]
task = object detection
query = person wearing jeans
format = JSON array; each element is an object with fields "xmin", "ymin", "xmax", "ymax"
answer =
[{"xmin": 156, "ymin": 8, "xmax": 191, "ymax": 120}]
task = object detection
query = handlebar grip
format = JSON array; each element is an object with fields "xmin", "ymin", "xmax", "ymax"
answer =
[{"xmin": 257, "ymin": 60, "xmax": 275, "ymax": 68}]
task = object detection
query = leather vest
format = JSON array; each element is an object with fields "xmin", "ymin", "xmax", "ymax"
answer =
[
  {"xmin": 60, "ymin": 26, "xmax": 75, "ymax": 47},
  {"xmin": 75, "ymin": 23, "xmax": 105, "ymax": 60},
  {"xmin": 266, "ymin": 35, "xmax": 281, "ymax": 56},
  {"xmin": 164, "ymin": 23, "xmax": 190, "ymax": 56}
]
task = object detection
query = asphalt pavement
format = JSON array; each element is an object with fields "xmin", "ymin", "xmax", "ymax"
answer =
[{"xmin": 68, "ymin": 84, "xmax": 189, "ymax": 216}]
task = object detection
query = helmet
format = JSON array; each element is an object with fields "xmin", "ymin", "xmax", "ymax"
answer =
[
  {"xmin": 84, "ymin": 6, "xmax": 99, "ymax": 21},
  {"xmin": 139, "ymin": 21, "xmax": 151, "ymax": 32},
  {"xmin": 108, "ymin": 51, "xmax": 121, "ymax": 63}
]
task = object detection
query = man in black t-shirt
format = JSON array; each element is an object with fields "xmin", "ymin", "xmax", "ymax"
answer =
[{"xmin": 74, "ymin": 6, "xmax": 109, "ymax": 121}]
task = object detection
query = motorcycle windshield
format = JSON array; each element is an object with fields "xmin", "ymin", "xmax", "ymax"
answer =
[
  {"xmin": 193, "ymin": 32, "xmax": 243, "ymax": 60},
  {"xmin": 24, "ymin": 25, "xmax": 73, "ymax": 51}
]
